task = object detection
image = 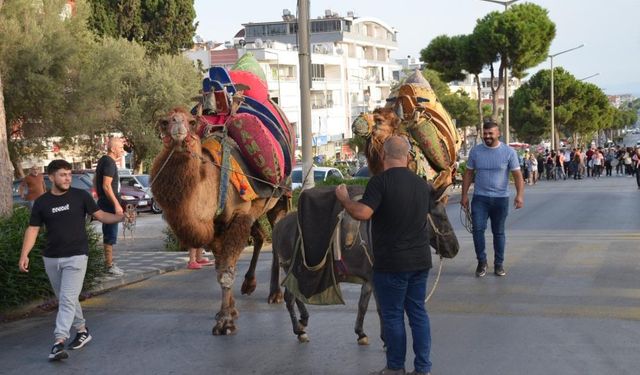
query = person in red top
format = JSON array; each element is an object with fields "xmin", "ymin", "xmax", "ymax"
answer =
[
  {"xmin": 586, "ymin": 147, "xmax": 595, "ymax": 177},
  {"xmin": 19, "ymin": 165, "xmax": 46, "ymax": 208}
]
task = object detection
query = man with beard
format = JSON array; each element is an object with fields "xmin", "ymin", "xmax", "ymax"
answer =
[
  {"xmin": 18, "ymin": 160, "xmax": 124, "ymax": 361},
  {"xmin": 461, "ymin": 121, "xmax": 524, "ymax": 277}
]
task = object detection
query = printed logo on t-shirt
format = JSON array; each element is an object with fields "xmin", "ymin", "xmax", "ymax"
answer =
[{"xmin": 51, "ymin": 204, "xmax": 70, "ymax": 214}]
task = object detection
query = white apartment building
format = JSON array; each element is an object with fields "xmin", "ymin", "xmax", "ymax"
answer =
[
  {"xmin": 449, "ymin": 74, "xmax": 522, "ymax": 111},
  {"xmin": 189, "ymin": 9, "xmax": 401, "ymax": 160}
]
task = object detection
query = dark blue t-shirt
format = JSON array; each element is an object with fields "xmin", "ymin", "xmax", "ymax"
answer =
[{"xmin": 30, "ymin": 188, "xmax": 99, "ymax": 258}]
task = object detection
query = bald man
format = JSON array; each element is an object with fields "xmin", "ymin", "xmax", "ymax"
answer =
[
  {"xmin": 336, "ymin": 135, "xmax": 434, "ymax": 375},
  {"xmin": 95, "ymin": 137, "xmax": 125, "ymax": 276}
]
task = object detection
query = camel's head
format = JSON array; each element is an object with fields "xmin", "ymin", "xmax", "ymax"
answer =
[
  {"xmin": 157, "ymin": 108, "xmax": 199, "ymax": 150},
  {"xmin": 371, "ymin": 107, "xmax": 401, "ymax": 142}
]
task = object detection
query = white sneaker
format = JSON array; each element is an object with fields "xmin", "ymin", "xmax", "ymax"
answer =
[{"xmin": 107, "ymin": 264, "xmax": 124, "ymax": 276}]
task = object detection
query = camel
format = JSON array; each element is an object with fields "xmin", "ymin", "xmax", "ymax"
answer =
[{"xmin": 151, "ymin": 108, "xmax": 288, "ymax": 335}]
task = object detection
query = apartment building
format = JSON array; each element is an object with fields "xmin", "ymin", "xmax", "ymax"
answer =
[{"xmin": 188, "ymin": 9, "xmax": 401, "ymax": 160}]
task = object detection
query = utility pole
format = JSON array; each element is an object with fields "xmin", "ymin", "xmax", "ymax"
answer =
[{"xmin": 298, "ymin": 0, "xmax": 314, "ymax": 189}]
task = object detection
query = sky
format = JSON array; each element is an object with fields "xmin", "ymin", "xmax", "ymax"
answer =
[{"xmin": 193, "ymin": 0, "xmax": 640, "ymax": 96}]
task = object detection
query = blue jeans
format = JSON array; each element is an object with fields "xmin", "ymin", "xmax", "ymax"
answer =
[
  {"xmin": 471, "ymin": 195, "xmax": 509, "ymax": 265},
  {"xmin": 373, "ymin": 270, "xmax": 431, "ymax": 373}
]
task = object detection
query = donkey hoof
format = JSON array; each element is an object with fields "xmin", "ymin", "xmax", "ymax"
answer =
[
  {"xmin": 212, "ymin": 318, "xmax": 237, "ymax": 336},
  {"xmin": 357, "ymin": 336, "xmax": 369, "ymax": 345},
  {"xmin": 297, "ymin": 333, "xmax": 310, "ymax": 343}
]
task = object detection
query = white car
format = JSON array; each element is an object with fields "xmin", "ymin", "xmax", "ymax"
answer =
[{"xmin": 290, "ymin": 166, "xmax": 344, "ymax": 190}]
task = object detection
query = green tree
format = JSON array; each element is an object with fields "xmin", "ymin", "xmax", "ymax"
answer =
[
  {"xmin": 511, "ymin": 68, "xmax": 613, "ymax": 147},
  {"xmin": 0, "ymin": 0, "xmax": 95, "ymax": 176},
  {"xmin": 87, "ymin": 0, "xmax": 197, "ymax": 56}
]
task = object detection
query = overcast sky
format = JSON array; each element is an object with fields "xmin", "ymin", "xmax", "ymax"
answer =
[{"xmin": 194, "ymin": 0, "xmax": 640, "ymax": 96}]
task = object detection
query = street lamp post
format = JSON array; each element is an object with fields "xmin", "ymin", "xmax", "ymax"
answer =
[
  {"xmin": 480, "ymin": 0, "xmax": 520, "ymax": 144},
  {"xmin": 549, "ymin": 44, "xmax": 584, "ymax": 150},
  {"xmin": 578, "ymin": 73, "xmax": 599, "ymax": 82}
]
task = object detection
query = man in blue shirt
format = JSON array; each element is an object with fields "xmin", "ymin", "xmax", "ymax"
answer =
[{"xmin": 461, "ymin": 121, "xmax": 524, "ymax": 277}]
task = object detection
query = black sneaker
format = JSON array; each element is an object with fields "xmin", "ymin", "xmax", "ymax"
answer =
[
  {"xmin": 475, "ymin": 262, "xmax": 487, "ymax": 277},
  {"xmin": 49, "ymin": 342, "xmax": 69, "ymax": 361},
  {"xmin": 69, "ymin": 328, "xmax": 92, "ymax": 350},
  {"xmin": 495, "ymin": 264, "xmax": 506, "ymax": 276}
]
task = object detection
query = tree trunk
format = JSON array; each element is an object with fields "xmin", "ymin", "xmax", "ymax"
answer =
[
  {"xmin": 475, "ymin": 74, "xmax": 483, "ymax": 142},
  {"xmin": 0, "ymin": 0, "xmax": 14, "ymax": 217}
]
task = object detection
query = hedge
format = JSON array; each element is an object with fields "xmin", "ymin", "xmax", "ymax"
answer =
[{"xmin": 0, "ymin": 207, "xmax": 105, "ymax": 311}]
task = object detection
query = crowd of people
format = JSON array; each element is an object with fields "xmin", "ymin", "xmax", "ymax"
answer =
[{"xmin": 519, "ymin": 145, "xmax": 640, "ymax": 188}]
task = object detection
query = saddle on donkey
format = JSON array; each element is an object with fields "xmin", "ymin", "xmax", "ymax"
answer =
[
  {"xmin": 193, "ymin": 53, "xmax": 295, "ymax": 188},
  {"xmin": 282, "ymin": 185, "xmax": 367, "ymax": 305}
]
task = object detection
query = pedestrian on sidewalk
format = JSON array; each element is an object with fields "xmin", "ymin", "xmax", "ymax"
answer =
[
  {"xmin": 461, "ymin": 120, "xmax": 524, "ymax": 278},
  {"xmin": 18, "ymin": 159, "xmax": 124, "ymax": 361},
  {"xmin": 19, "ymin": 165, "xmax": 46, "ymax": 208},
  {"xmin": 187, "ymin": 248, "xmax": 213, "ymax": 269},
  {"xmin": 95, "ymin": 137, "xmax": 125, "ymax": 276},
  {"xmin": 634, "ymin": 149, "xmax": 640, "ymax": 189},
  {"xmin": 526, "ymin": 153, "xmax": 538, "ymax": 185},
  {"xmin": 336, "ymin": 136, "xmax": 434, "ymax": 375}
]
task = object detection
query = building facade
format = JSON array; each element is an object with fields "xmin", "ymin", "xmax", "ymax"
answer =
[{"xmin": 187, "ymin": 9, "xmax": 401, "ymax": 161}]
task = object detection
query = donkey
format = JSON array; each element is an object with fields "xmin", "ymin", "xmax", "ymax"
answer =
[{"xmin": 270, "ymin": 186, "xmax": 458, "ymax": 344}]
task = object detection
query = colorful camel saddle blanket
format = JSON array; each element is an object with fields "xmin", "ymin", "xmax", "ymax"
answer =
[
  {"xmin": 194, "ymin": 53, "xmax": 294, "ymax": 185},
  {"xmin": 201, "ymin": 137, "xmax": 267, "ymax": 202},
  {"xmin": 282, "ymin": 185, "xmax": 366, "ymax": 305}
]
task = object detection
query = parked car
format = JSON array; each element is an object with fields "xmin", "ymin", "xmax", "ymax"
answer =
[
  {"xmin": 290, "ymin": 166, "xmax": 344, "ymax": 189},
  {"xmin": 12, "ymin": 180, "xmax": 30, "ymax": 208},
  {"xmin": 352, "ymin": 165, "xmax": 370, "ymax": 179},
  {"xmin": 53, "ymin": 170, "xmax": 151, "ymax": 212},
  {"xmin": 43, "ymin": 173, "xmax": 97, "ymax": 200},
  {"xmin": 120, "ymin": 174, "xmax": 161, "ymax": 214}
]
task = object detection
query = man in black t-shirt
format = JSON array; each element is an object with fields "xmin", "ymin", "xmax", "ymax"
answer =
[
  {"xmin": 95, "ymin": 137, "xmax": 125, "ymax": 276},
  {"xmin": 18, "ymin": 160, "xmax": 123, "ymax": 361},
  {"xmin": 336, "ymin": 136, "xmax": 433, "ymax": 375}
]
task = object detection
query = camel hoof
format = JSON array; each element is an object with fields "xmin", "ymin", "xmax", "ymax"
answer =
[
  {"xmin": 268, "ymin": 290, "xmax": 284, "ymax": 304},
  {"xmin": 357, "ymin": 336, "xmax": 369, "ymax": 345},
  {"xmin": 241, "ymin": 277, "xmax": 257, "ymax": 295},
  {"xmin": 212, "ymin": 317, "xmax": 237, "ymax": 336},
  {"xmin": 297, "ymin": 333, "xmax": 310, "ymax": 343}
]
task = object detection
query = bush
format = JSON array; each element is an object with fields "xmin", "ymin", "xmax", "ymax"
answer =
[{"xmin": 0, "ymin": 207, "xmax": 105, "ymax": 311}]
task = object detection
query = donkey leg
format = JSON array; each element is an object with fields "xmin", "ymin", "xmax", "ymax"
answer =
[
  {"xmin": 284, "ymin": 289, "xmax": 309, "ymax": 343},
  {"xmin": 294, "ymin": 298, "xmax": 309, "ymax": 328},
  {"xmin": 267, "ymin": 198, "xmax": 288, "ymax": 304},
  {"xmin": 241, "ymin": 221, "xmax": 265, "ymax": 295},
  {"xmin": 355, "ymin": 281, "xmax": 373, "ymax": 345}
]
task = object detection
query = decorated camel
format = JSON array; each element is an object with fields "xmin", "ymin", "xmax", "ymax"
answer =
[
  {"xmin": 352, "ymin": 70, "xmax": 462, "ymax": 193},
  {"xmin": 151, "ymin": 108, "xmax": 288, "ymax": 335}
]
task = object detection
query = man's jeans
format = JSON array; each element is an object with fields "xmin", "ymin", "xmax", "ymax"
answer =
[
  {"xmin": 43, "ymin": 255, "xmax": 88, "ymax": 341},
  {"xmin": 373, "ymin": 270, "xmax": 432, "ymax": 374},
  {"xmin": 471, "ymin": 195, "xmax": 509, "ymax": 266}
]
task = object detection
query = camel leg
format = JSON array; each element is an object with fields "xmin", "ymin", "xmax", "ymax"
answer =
[
  {"xmin": 212, "ymin": 214, "xmax": 253, "ymax": 336},
  {"xmin": 241, "ymin": 221, "xmax": 265, "ymax": 295},
  {"xmin": 267, "ymin": 197, "xmax": 288, "ymax": 304},
  {"xmin": 284, "ymin": 288, "xmax": 309, "ymax": 343},
  {"xmin": 355, "ymin": 281, "xmax": 373, "ymax": 345}
]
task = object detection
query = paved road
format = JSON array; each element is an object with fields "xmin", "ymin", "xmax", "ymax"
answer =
[{"xmin": 2, "ymin": 175, "xmax": 640, "ymax": 374}]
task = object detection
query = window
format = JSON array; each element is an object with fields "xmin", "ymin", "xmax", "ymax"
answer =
[
  {"xmin": 311, "ymin": 64, "xmax": 325, "ymax": 80},
  {"xmin": 267, "ymin": 24, "xmax": 287, "ymax": 35},
  {"xmin": 289, "ymin": 23, "xmax": 298, "ymax": 34},
  {"xmin": 246, "ymin": 25, "xmax": 266, "ymax": 38},
  {"xmin": 311, "ymin": 20, "xmax": 341, "ymax": 33}
]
